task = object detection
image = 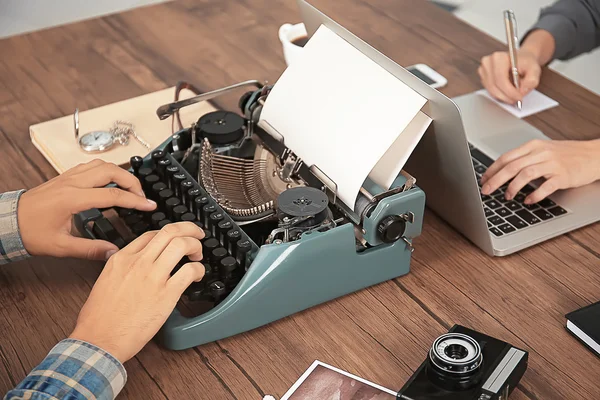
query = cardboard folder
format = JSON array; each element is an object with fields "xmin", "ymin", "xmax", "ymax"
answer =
[{"xmin": 30, "ymin": 87, "xmax": 216, "ymax": 173}]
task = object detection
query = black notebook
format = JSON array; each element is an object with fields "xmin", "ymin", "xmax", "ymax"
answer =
[{"xmin": 565, "ymin": 301, "xmax": 600, "ymax": 357}]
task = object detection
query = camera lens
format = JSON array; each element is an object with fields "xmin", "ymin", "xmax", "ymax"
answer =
[
  {"xmin": 427, "ymin": 333, "xmax": 483, "ymax": 390},
  {"xmin": 445, "ymin": 343, "xmax": 469, "ymax": 360}
]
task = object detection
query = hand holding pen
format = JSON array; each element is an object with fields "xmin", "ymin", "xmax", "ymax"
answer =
[{"xmin": 477, "ymin": 11, "xmax": 544, "ymax": 107}]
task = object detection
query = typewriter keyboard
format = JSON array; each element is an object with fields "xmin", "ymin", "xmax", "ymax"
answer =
[
  {"xmin": 469, "ymin": 144, "xmax": 568, "ymax": 237},
  {"xmin": 119, "ymin": 150, "xmax": 258, "ymax": 303}
]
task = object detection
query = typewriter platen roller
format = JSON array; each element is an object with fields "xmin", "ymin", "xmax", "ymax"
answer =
[{"xmin": 76, "ymin": 80, "xmax": 426, "ymax": 350}]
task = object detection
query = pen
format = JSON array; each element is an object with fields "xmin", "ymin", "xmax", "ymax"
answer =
[{"xmin": 503, "ymin": 10, "xmax": 522, "ymax": 111}]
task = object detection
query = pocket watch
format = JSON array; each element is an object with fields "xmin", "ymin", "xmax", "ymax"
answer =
[{"xmin": 74, "ymin": 108, "xmax": 151, "ymax": 153}]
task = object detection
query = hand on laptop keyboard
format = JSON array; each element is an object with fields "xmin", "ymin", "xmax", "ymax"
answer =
[
  {"xmin": 471, "ymin": 144, "xmax": 568, "ymax": 237},
  {"xmin": 480, "ymin": 139, "xmax": 600, "ymax": 204}
]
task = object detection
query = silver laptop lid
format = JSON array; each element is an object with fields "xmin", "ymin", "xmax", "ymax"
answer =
[{"xmin": 297, "ymin": 0, "xmax": 494, "ymax": 254}]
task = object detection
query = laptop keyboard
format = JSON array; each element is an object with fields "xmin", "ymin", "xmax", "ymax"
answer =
[{"xmin": 469, "ymin": 143, "xmax": 568, "ymax": 237}]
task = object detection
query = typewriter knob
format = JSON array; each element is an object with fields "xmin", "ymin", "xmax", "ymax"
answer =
[
  {"xmin": 377, "ymin": 215, "xmax": 406, "ymax": 244},
  {"xmin": 238, "ymin": 91, "xmax": 253, "ymax": 113},
  {"xmin": 197, "ymin": 111, "xmax": 245, "ymax": 145}
]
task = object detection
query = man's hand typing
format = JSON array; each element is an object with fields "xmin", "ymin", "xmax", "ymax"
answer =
[
  {"xmin": 70, "ymin": 221, "xmax": 205, "ymax": 363},
  {"xmin": 18, "ymin": 159, "xmax": 157, "ymax": 260}
]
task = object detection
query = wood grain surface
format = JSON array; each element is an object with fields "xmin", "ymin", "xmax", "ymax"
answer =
[{"xmin": 1, "ymin": 0, "xmax": 599, "ymax": 399}]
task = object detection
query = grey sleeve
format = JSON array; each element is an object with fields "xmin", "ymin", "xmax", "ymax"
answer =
[{"xmin": 527, "ymin": 0, "xmax": 600, "ymax": 61}]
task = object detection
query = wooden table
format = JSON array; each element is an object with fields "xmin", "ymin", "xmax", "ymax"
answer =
[{"xmin": 1, "ymin": 1, "xmax": 599, "ymax": 398}]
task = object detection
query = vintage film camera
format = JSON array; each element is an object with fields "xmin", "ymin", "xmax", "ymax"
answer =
[{"xmin": 397, "ymin": 325, "xmax": 528, "ymax": 400}]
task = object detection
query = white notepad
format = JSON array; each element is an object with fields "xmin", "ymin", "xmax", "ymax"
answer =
[
  {"xmin": 476, "ymin": 89, "xmax": 559, "ymax": 118},
  {"xmin": 261, "ymin": 25, "xmax": 429, "ymax": 207}
]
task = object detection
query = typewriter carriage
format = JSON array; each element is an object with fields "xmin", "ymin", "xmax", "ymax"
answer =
[{"xmin": 161, "ymin": 80, "xmax": 421, "ymax": 244}]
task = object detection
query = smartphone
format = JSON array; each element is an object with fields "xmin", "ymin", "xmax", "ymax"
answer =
[{"xmin": 405, "ymin": 63, "xmax": 447, "ymax": 89}]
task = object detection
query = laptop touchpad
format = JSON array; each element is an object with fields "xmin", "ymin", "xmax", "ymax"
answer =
[{"xmin": 477, "ymin": 129, "xmax": 549, "ymax": 161}]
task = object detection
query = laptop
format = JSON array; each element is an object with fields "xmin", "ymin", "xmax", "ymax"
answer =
[{"xmin": 298, "ymin": 0, "xmax": 600, "ymax": 256}]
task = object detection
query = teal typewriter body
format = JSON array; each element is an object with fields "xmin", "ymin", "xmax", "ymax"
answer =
[{"xmin": 76, "ymin": 81, "xmax": 426, "ymax": 350}]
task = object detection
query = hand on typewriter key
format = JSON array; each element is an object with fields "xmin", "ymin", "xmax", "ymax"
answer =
[
  {"xmin": 17, "ymin": 160, "xmax": 157, "ymax": 260},
  {"xmin": 480, "ymin": 139, "xmax": 600, "ymax": 204},
  {"xmin": 70, "ymin": 222, "xmax": 205, "ymax": 363}
]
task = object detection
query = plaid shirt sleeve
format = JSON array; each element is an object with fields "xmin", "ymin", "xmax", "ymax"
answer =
[
  {"xmin": 4, "ymin": 339, "xmax": 127, "ymax": 400},
  {"xmin": 2, "ymin": 191, "xmax": 127, "ymax": 398},
  {"xmin": 0, "ymin": 190, "xmax": 30, "ymax": 265}
]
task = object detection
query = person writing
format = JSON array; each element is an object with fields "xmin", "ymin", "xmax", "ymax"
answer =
[
  {"xmin": 478, "ymin": 0, "xmax": 600, "ymax": 204},
  {"xmin": 1, "ymin": 160, "xmax": 206, "ymax": 399}
]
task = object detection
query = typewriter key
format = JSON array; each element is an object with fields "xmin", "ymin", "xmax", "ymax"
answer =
[
  {"xmin": 194, "ymin": 220, "xmax": 204, "ymax": 230},
  {"xmin": 180, "ymin": 212, "xmax": 196, "ymax": 223},
  {"xmin": 124, "ymin": 213, "xmax": 142, "ymax": 226},
  {"xmin": 184, "ymin": 282, "xmax": 205, "ymax": 301},
  {"xmin": 119, "ymin": 208, "xmax": 135, "ymax": 218},
  {"xmin": 166, "ymin": 165, "xmax": 179, "ymax": 175},
  {"xmin": 172, "ymin": 205, "xmax": 189, "ymax": 221},
  {"xmin": 165, "ymin": 166, "xmax": 180, "ymax": 189},
  {"xmin": 226, "ymin": 229, "xmax": 241, "ymax": 253},
  {"xmin": 202, "ymin": 204, "xmax": 217, "ymax": 226},
  {"xmin": 201, "ymin": 229, "xmax": 212, "ymax": 241},
  {"xmin": 194, "ymin": 196, "xmax": 210, "ymax": 219},
  {"xmin": 130, "ymin": 156, "xmax": 144, "ymax": 176},
  {"xmin": 209, "ymin": 212, "xmax": 224, "ymax": 236},
  {"xmin": 171, "ymin": 173, "xmax": 186, "ymax": 197},
  {"xmin": 186, "ymin": 188, "xmax": 201, "ymax": 208},
  {"xmin": 180, "ymin": 180, "xmax": 194, "ymax": 202},
  {"xmin": 158, "ymin": 189, "xmax": 175, "ymax": 208},
  {"xmin": 202, "ymin": 263, "xmax": 213, "ymax": 279},
  {"xmin": 143, "ymin": 174, "xmax": 160, "ymax": 193},
  {"xmin": 202, "ymin": 238, "xmax": 220, "ymax": 259},
  {"xmin": 235, "ymin": 239, "xmax": 252, "ymax": 269},
  {"xmin": 137, "ymin": 167, "xmax": 154, "ymax": 182},
  {"xmin": 211, "ymin": 246, "xmax": 228, "ymax": 263},
  {"xmin": 131, "ymin": 221, "xmax": 150, "ymax": 236},
  {"xmin": 217, "ymin": 219, "xmax": 233, "ymax": 243},
  {"xmin": 151, "ymin": 150, "xmax": 165, "ymax": 165},
  {"xmin": 157, "ymin": 219, "xmax": 172, "ymax": 229},
  {"xmin": 151, "ymin": 182, "xmax": 168, "ymax": 200},
  {"xmin": 209, "ymin": 281, "xmax": 227, "ymax": 301},
  {"xmin": 157, "ymin": 158, "xmax": 171, "ymax": 177},
  {"xmin": 165, "ymin": 197, "xmax": 182, "ymax": 220},
  {"xmin": 150, "ymin": 212, "xmax": 167, "ymax": 229},
  {"xmin": 219, "ymin": 256, "xmax": 237, "ymax": 276}
]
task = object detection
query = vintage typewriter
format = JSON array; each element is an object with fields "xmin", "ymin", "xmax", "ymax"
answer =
[{"xmin": 76, "ymin": 80, "xmax": 426, "ymax": 350}]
